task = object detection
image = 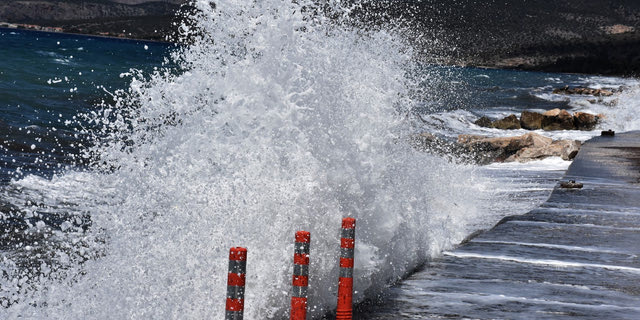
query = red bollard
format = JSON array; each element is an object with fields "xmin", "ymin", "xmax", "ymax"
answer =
[
  {"xmin": 226, "ymin": 247, "xmax": 247, "ymax": 320},
  {"xmin": 336, "ymin": 217, "xmax": 356, "ymax": 320},
  {"xmin": 290, "ymin": 231, "xmax": 311, "ymax": 320}
]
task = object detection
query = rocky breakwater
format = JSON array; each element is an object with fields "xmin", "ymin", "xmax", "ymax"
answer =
[
  {"xmin": 410, "ymin": 132, "xmax": 581, "ymax": 165},
  {"xmin": 552, "ymin": 86, "xmax": 616, "ymax": 96},
  {"xmin": 457, "ymin": 133, "xmax": 581, "ymax": 164},
  {"xmin": 475, "ymin": 109, "xmax": 601, "ymax": 131},
  {"xmin": 413, "ymin": 85, "xmax": 616, "ymax": 164}
]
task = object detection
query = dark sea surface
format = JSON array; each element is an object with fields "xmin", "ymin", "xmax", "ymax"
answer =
[
  {"xmin": 1, "ymin": 23, "xmax": 639, "ymax": 319},
  {"xmin": 0, "ymin": 27, "xmax": 171, "ymax": 184}
]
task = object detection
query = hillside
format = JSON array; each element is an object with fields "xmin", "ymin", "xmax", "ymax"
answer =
[
  {"xmin": 0, "ymin": 0, "xmax": 185, "ymax": 40},
  {"xmin": 2, "ymin": 0, "xmax": 640, "ymax": 75},
  {"xmin": 353, "ymin": 0, "xmax": 640, "ymax": 76}
]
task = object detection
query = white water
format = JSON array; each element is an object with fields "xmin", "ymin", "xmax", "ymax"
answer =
[
  {"xmin": 0, "ymin": 1, "xmax": 499, "ymax": 318},
  {"xmin": 442, "ymin": 252, "xmax": 640, "ymax": 274}
]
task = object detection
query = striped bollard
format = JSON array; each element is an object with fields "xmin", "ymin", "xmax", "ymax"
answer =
[
  {"xmin": 291, "ymin": 231, "xmax": 311, "ymax": 320},
  {"xmin": 226, "ymin": 247, "xmax": 247, "ymax": 320},
  {"xmin": 336, "ymin": 217, "xmax": 356, "ymax": 320}
]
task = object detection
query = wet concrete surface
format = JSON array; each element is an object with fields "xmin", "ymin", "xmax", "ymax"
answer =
[{"xmin": 355, "ymin": 131, "xmax": 640, "ymax": 319}]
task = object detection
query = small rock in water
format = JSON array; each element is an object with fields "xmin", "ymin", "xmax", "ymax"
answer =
[
  {"xmin": 573, "ymin": 112, "xmax": 599, "ymax": 130},
  {"xmin": 541, "ymin": 108, "xmax": 574, "ymax": 131},
  {"xmin": 520, "ymin": 111, "xmax": 545, "ymax": 130},
  {"xmin": 474, "ymin": 116, "xmax": 493, "ymax": 128},
  {"xmin": 560, "ymin": 180, "xmax": 583, "ymax": 189},
  {"xmin": 491, "ymin": 114, "xmax": 521, "ymax": 130},
  {"xmin": 601, "ymin": 129, "xmax": 615, "ymax": 136}
]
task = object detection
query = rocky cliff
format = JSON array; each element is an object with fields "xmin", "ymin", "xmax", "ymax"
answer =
[
  {"xmin": 352, "ymin": 0, "xmax": 640, "ymax": 76},
  {"xmin": 3, "ymin": 0, "xmax": 640, "ymax": 75},
  {"xmin": 0, "ymin": 0, "xmax": 185, "ymax": 40}
]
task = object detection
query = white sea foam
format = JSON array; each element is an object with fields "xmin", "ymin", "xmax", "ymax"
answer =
[
  {"xmin": 1, "ymin": 1, "xmax": 498, "ymax": 318},
  {"xmin": 470, "ymin": 240, "xmax": 636, "ymax": 256},
  {"xmin": 483, "ymin": 156, "xmax": 570, "ymax": 172},
  {"xmin": 444, "ymin": 252, "xmax": 640, "ymax": 273},
  {"xmin": 412, "ymin": 290, "xmax": 640, "ymax": 312},
  {"xmin": 505, "ymin": 220, "xmax": 640, "ymax": 231}
]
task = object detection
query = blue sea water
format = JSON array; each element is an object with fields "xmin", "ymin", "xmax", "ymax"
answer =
[
  {"xmin": 0, "ymin": 27, "xmax": 171, "ymax": 183},
  {"xmin": 1, "ymin": 3, "xmax": 640, "ymax": 317}
]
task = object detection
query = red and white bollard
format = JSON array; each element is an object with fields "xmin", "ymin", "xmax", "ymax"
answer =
[
  {"xmin": 290, "ymin": 231, "xmax": 311, "ymax": 320},
  {"xmin": 336, "ymin": 217, "xmax": 356, "ymax": 320},
  {"xmin": 226, "ymin": 247, "xmax": 247, "ymax": 320}
]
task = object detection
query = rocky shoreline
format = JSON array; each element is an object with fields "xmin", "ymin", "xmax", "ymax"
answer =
[
  {"xmin": 354, "ymin": 0, "xmax": 640, "ymax": 76},
  {"xmin": 0, "ymin": 1, "xmax": 184, "ymax": 41},
  {"xmin": 411, "ymin": 131, "xmax": 582, "ymax": 165},
  {"xmin": 411, "ymin": 86, "xmax": 619, "ymax": 165},
  {"xmin": 475, "ymin": 108, "xmax": 601, "ymax": 132}
]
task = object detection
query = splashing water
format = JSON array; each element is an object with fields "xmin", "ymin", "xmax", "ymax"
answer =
[{"xmin": 1, "ymin": 0, "xmax": 493, "ymax": 318}]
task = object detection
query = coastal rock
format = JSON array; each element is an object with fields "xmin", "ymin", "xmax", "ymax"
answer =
[
  {"xmin": 573, "ymin": 112, "xmax": 599, "ymax": 130},
  {"xmin": 552, "ymin": 86, "xmax": 614, "ymax": 96},
  {"xmin": 601, "ymin": 129, "xmax": 615, "ymax": 136},
  {"xmin": 458, "ymin": 132, "xmax": 552, "ymax": 151},
  {"xmin": 458, "ymin": 132, "xmax": 580, "ymax": 163},
  {"xmin": 506, "ymin": 139, "xmax": 581, "ymax": 162},
  {"xmin": 410, "ymin": 132, "xmax": 461, "ymax": 154},
  {"xmin": 458, "ymin": 132, "xmax": 552, "ymax": 163},
  {"xmin": 560, "ymin": 180, "xmax": 583, "ymax": 188},
  {"xmin": 491, "ymin": 114, "xmax": 521, "ymax": 130},
  {"xmin": 475, "ymin": 110, "xmax": 601, "ymax": 131},
  {"xmin": 541, "ymin": 108, "xmax": 574, "ymax": 131},
  {"xmin": 520, "ymin": 111, "xmax": 545, "ymax": 130},
  {"xmin": 542, "ymin": 108, "xmax": 562, "ymax": 117},
  {"xmin": 474, "ymin": 116, "xmax": 493, "ymax": 128},
  {"xmin": 557, "ymin": 140, "xmax": 582, "ymax": 160},
  {"xmin": 457, "ymin": 135, "xmax": 486, "ymax": 144}
]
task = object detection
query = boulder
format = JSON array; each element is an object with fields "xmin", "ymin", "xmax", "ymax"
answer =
[
  {"xmin": 542, "ymin": 108, "xmax": 574, "ymax": 131},
  {"xmin": 542, "ymin": 108, "xmax": 562, "ymax": 117},
  {"xmin": 560, "ymin": 180, "xmax": 583, "ymax": 189},
  {"xmin": 410, "ymin": 132, "xmax": 468, "ymax": 161},
  {"xmin": 457, "ymin": 134, "xmax": 487, "ymax": 144},
  {"xmin": 505, "ymin": 139, "xmax": 581, "ymax": 162},
  {"xmin": 458, "ymin": 132, "xmax": 551, "ymax": 150},
  {"xmin": 556, "ymin": 140, "xmax": 582, "ymax": 160},
  {"xmin": 474, "ymin": 116, "xmax": 493, "ymax": 128},
  {"xmin": 520, "ymin": 111, "xmax": 544, "ymax": 130},
  {"xmin": 491, "ymin": 114, "xmax": 521, "ymax": 130},
  {"xmin": 596, "ymin": 89, "xmax": 614, "ymax": 96},
  {"xmin": 573, "ymin": 112, "xmax": 599, "ymax": 130},
  {"xmin": 601, "ymin": 129, "xmax": 615, "ymax": 137},
  {"xmin": 506, "ymin": 145, "xmax": 559, "ymax": 162},
  {"xmin": 458, "ymin": 132, "xmax": 552, "ymax": 163},
  {"xmin": 457, "ymin": 132, "xmax": 580, "ymax": 163}
]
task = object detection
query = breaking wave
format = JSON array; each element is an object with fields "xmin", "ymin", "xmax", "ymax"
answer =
[{"xmin": 1, "ymin": 1, "xmax": 495, "ymax": 318}]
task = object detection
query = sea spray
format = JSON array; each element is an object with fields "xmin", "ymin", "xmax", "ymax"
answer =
[{"xmin": 2, "ymin": 0, "xmax": 492, "ymax": 318}]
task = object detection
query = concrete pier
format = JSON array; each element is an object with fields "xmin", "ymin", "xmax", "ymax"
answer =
[{"xmin": 356, "ymin": 131, "xmax": 640, "ymax": 319}]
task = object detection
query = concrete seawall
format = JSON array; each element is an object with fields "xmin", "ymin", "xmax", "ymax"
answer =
[{"xmin": 356, "ymin": 131, "xmax": 640, "ymax": 319}]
